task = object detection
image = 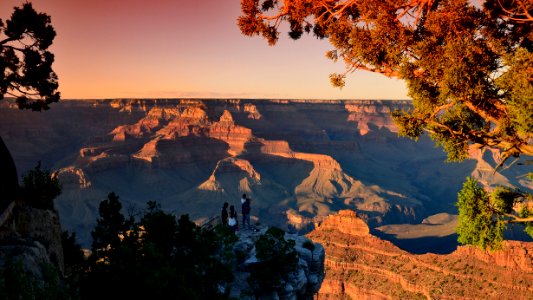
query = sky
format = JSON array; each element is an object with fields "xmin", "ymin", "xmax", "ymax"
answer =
[{"xmin": 0, "ymin": 0, "xmax": 409, "ymax": 100}]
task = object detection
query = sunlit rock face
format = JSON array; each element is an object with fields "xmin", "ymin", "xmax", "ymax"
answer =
[
  {"xmin": 309, "ymin": 210, "xmax": 533, "ymax": 299},
  {"xmin": 0, "ymin": 99, "xmax": 530, "ymax": 246}
]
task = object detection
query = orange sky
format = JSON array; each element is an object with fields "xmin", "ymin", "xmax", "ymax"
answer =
[{"xmin": 0, "ymin": 0, "xmax": 409, "ymax": 100}]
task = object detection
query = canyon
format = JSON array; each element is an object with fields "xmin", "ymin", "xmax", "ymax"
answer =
[
  {"xmin": 310, "ymin": 210, "xmax": 533, "ymax": 299},
  {"xmin": 0, "ymin": 99, "xmax": 531, "ymax": 251}
]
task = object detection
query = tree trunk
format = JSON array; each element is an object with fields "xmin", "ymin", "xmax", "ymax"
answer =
[{"xmin": 0, "ymin": 135, "xmax": 19, "ymax": 210}]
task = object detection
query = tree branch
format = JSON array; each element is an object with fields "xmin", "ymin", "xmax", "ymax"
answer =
[
  {"xmin": 497, "ymin": 0, "xmax": 533, "ymax": 22},
  {"xmin": 0, "ymin": 37, "xmax": 16, "ymax": 45},
  {"xmin": 504, "ymin": 213, "xmax": 533, "ymax": 223},
  {"xmin": 462, "ymin": 100, "xmax": 504, "ymax": 126}
]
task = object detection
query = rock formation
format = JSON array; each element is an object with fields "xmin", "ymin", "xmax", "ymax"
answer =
[
  {"xmin": 0, "ymin": 99, "xmax": 530, "ymax": 248},
  {"xmin": 309, "ymin": 210, "xmax": 533, "ymax": 299},
  {"xmin": 0, "ymin": 201, "xmax": 65, "ymax": 284},
  {"xmin": 230, "ymin": 226, "xmax": 325, "ymax": 299}
]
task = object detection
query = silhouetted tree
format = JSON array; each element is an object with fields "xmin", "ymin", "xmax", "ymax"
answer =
[
  {"xmin": 21, "ymin": 161, "xmax": 61, "ymax": 210},
  {"xmin": 0, "ymin": 2, "xmax": 60, "ymax": 209},
  {"xmin": 61, "ymin": 231, "xmax": 85, "ymax": 276},
  {"xmin": 140, "ymin": 201, "xmax": 178, "ymax": 259},
  {"xmin": 90, "ymin": 192, "xmax": 125, "ymax": 258},
  {"xmin": 1, "ymin": 2, "xmax": 59, "ymax": 110},
  {"xmin": 82, "ymin": 196, "xmax": 236, "ymax": 299}
]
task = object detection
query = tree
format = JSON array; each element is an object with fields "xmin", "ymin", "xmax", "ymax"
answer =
[
  {"xmin": 239, "ymin": 0, "xmax": 532, "ymax": 249},
  {"xmin": 21, "ymin": 161, "xmax": 62, "ymax": 210},
  {"xmin": 456, "ymin": 177, "xmax": 533, "ymax": 250},
  {"xmin": 238, "ymin": 0, "xmax": 531, "ymax": 162},
  {"xmin": 0, "ymin": 2, "xmax": 60, "ymax": 208},
  {"xmin": 140, "ymin": 201, "xmax": 178, "ymax": 259},
  {"xmin": 1, "ymin": 2, "xmax": 59, "ymax": 110},
  {"xmin": 90, "ymin": 192, "xmax": 125, "ymax": 258},
  {"xmin": 82, "ymin": 196, "xmax": 236, "ymax": 299}
]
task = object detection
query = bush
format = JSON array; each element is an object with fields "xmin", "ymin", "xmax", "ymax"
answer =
[
  {"xmin": 247, "ymin": 227, "xmax": 298, "ymax": 295},
  {"xmin": 21, "ymin": 162, "xmax": 61, "ymax": 210}
]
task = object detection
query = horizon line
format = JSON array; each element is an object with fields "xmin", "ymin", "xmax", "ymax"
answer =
[{"xmin": 58, "ymin": 97, "xmax": 413, "ymax": 101}]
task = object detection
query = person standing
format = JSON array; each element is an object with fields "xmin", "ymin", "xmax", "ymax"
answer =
[
  {"xmin": 228, "ymin": 205, "xmax": 238, "ymax": 232},
  {"xmin": 241, "ymin": 196, "xmax": 251, "ymax": 229},
  {"xmin": 221, "ymin": 202, "xmax": 229, "ymax": 226}
]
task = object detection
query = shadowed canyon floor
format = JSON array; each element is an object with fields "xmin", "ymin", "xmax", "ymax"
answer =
[{"xmin": 1, "ymin": 99, "xmax": 531, "ymax": 251}]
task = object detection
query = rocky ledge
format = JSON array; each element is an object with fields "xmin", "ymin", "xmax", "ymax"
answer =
[
  {"xmin": 309, "ymin": 210, "xmax": 533, "ymax": 299},
  {"xmin": 0, "ymin": 203, "xmax": 65, "ymax": 283},
  {"xmin": 230, "ymin": 225, "xmax": 325, "ymax": 299}
]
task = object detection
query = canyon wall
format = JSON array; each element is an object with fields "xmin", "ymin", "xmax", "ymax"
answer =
[
  {"xmin": 0, "ymin": 99, "xmax": 530, "ymax": 247},
  {"xmin": 309, "ymin": 210, "xmax": 533, "ymax": 299}
]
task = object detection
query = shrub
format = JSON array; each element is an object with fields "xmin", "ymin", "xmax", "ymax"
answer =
[
  {"xmin": 247, "ymin": 227, "xmax": 298, "ymax": 295},
  {"xmin": 21, "ymin": 162, "xmax": 61, "ymax": 210}
]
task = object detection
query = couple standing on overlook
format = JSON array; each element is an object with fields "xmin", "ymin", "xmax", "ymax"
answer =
[{"xmin": 221, "ymin": 194, "xmax": 251, "ymax": 232}]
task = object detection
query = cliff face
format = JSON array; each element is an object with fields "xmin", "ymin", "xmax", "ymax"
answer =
[
  {"xmin": 0, "ymin": 99, "xmax": 530, "ymax": 247},
  {"xmin": 0, "ymin": 202, "xmax": 65, "ymax": 282},
  {"xmin": 309, "ymin": 210, "xmax": 533, "ymax": 299}
]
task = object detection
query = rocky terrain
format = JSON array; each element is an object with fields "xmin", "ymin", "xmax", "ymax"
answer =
[
  {"xmin": 0, "ymin": 200, "xmax": 65, "ymax": 285},
  {"xmin": 309, "ymin": 210, "xmax": 533, "ymax": 299},
  {"xmin": 1, "ymin": 99, "xmax": 531, "ymax": 248},
  {"xmin": 230, "ymin": 226, "xmax": 325, "ymax": 299}
]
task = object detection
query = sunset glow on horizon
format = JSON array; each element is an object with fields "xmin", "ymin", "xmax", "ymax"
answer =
[{"xmin": 0, "ymin": 0, "xmax": 410, "ymax": 100}]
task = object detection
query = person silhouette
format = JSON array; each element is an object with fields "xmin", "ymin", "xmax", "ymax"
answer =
[
  {"xmin": 228, "ymin": 205, "xmax": 238, "ymax": 232},
  {"xmin": 241, "ymin": 196, "xmax": 251, "ymax": 229},
  {"xmin": 221, "ymin": 202, "xmax": 229, "ymax": 226}
]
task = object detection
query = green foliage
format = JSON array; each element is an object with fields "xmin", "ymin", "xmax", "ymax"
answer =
[
  {"xmin": 490, "ymin": 187, "xmax": 522, "ymax": 214},
  {"xmin": 519, "ymin": 206, "xmax": 533, "ymax": 239},
  {"xmin": 495, "ymin": 48, "xmax": 533, "ymax": 137},
  {"xmin": 455, "ymin": 171, "xmax": 533, "ymax": 249},
  {"xmin": 81, "ymin": 195, "xmax": 236, "ymax": 299},
  {"xmin": 428, "ymin": 105, "xmax": 484, "ymax": 162},
  {"xmin": 21, "ymin": 161, "xmax": 61, "ymax": 210},
  {"xmin": 247, "ymin": 227, "xmax": 298, "ymax": 295},
  {"xmin": 391, "ymin": 110, "xmax": 424, "ymax": 140},
  {"xmin": 0, "ymin": 3, "xmax": 60, "ymax": 110},
  {"xmin": 456, "ymin": 178, "xmax": 504, "ymax": 250}
]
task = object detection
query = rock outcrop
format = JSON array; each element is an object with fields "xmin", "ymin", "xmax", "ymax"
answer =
[
  {"xmin": 230, "ymin": 226, "xmax": 325, "ymax": 299},
  {"xmin": 309, "ymin": 210, "xmax": 533, "ymax": 299},
  {"xmin": 0, "ymin": 202, "xmax": 65, "ymax": 283}
]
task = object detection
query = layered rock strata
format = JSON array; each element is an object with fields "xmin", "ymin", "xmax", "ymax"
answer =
[{"xmin": 309, "ymin": 210, "xmax": 533, "ymax": 299}]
